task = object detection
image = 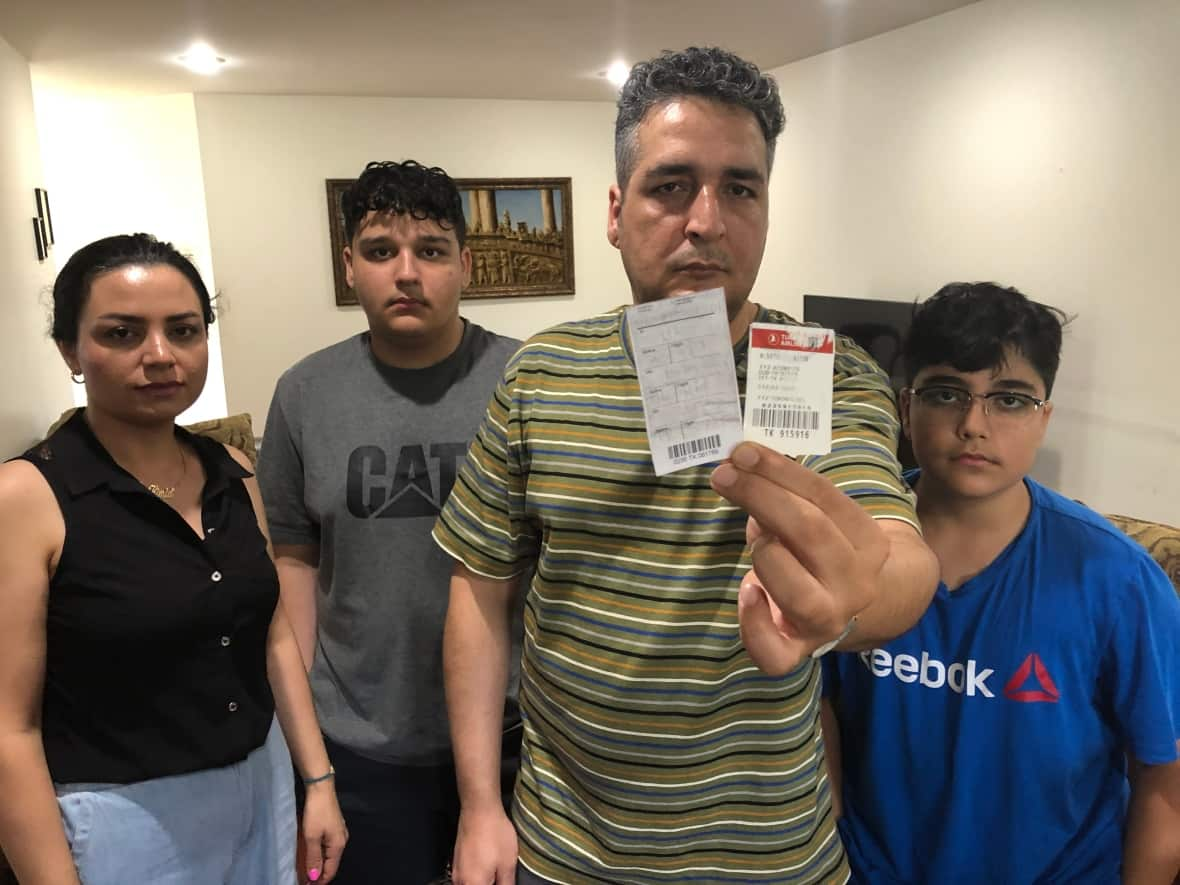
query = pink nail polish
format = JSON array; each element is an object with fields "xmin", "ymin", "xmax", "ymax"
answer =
[{"xmin": 308, "ymin": 869, "xmax": 321, "ymax": 882}]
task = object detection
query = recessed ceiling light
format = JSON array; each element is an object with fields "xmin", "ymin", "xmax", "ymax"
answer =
[
  {"xmin": 177, "ymin": 42, "xmax": 227, "ymax": 76},
  {"xmin": 606, "ymin": 60, "xmax": 630, "ymax": 88}
]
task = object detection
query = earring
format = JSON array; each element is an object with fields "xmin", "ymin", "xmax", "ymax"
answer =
[{"xmin": 70, "ymin": 371, "xmax": 84, "ymax": 384}]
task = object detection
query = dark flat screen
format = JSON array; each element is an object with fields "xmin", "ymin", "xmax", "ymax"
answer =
[{"xmin": 803, "ymin": 294, "xmax": 917, "ymax": 470}]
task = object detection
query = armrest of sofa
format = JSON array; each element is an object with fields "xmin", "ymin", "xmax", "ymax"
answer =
[{"xmin": 1104, "ymin": 513, "xmax": 1180, "ymax": 595}]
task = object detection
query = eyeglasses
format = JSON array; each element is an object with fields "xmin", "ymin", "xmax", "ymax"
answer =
[{"xmin": 904, "ymin": 385, "xmax": 1047, "ymax": 424}]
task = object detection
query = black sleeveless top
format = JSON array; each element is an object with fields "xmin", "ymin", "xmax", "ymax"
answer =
[{"xmin": 16, "ymin": 410, "xmax": 277, "ymax": 784}]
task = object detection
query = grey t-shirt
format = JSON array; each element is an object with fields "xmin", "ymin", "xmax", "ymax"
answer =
[{"xmin": 258, "ymin": 321, "xmax": 522, "ymax": 765}]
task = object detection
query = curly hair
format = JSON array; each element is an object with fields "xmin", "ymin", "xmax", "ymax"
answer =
[
  {"xmin": 904, "ymin": 282, "xmax": 1071, "ymax": 397},
  {"xmin": 614, "ymin": 46, "xmax": 786, "ymax": 190},
  {"xmin": 51, "ymin": 233, "xmax": 215, "ymax": 344},
  {"xmin": 341, "ymin": 160, "xmax": 467, "ymax": 247}
]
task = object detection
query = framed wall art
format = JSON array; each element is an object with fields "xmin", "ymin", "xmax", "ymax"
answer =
[
  {"xmin": 325, "ymin": 178, "xmax": 356, "ymax": 306},
  {"xmin": 455, "ymin": 177, "xmax": 574, "ymax": 299}
]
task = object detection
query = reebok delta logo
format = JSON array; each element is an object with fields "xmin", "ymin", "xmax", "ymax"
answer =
[
  {"xmin": 1002, "ymin": 653, "xmax": 1060, "ymax": 703},
  {"xmin": 860, "ymin": 649, "xmax": 1060, "ymax": 703}
]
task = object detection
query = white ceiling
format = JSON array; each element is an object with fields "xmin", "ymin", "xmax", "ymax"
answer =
[{"xmin": 2, "ymin": 0, "xmax": 979, "ymax": 101}]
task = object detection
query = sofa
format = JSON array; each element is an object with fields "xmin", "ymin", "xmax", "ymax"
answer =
[{"xmin": 1105, "ymin": 513, "xmax": 1180, "ymax": 591}]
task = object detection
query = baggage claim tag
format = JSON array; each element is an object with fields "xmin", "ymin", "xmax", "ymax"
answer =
[
  {"xmin": 628, "ymin": 288, "xmax": 744, "ymax": 476},
  {"xmin": 743, "ymin": 323, "xmax": 835, "ymax": 456}
]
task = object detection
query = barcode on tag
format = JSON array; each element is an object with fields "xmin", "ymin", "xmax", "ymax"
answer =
[
  {"xmin": 751, "ymin": 406, "xmax": 820, "ymax": 431},
  {"xmin": 667, "ymin": 434, "xmax": 722, "ymax": 461}
]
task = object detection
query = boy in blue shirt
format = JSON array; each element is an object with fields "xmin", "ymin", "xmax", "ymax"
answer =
[{"xmin": 822, "ymin": 282, "xmax": 1180, "ymax": 883}]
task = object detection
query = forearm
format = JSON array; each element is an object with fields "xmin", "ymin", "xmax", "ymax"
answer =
[
  {"xmin": 841, "ymin": 520, "xmax": 937, "ymax": 651},
  {"xmin": 274, "ymin": 547, "xmax": 320, "ymax": 671},
  {"xmin": 266, "ymin": 610, "xmax": 332, "ymax": 782},
  {"xmin": 0, "ymin": 733, "xmax": 81, "ymax": 884},
  {"xmin": 1123, "ymin": 758, "xmax": 1180, "ymax": 884},
  {"xmin": 445, "ymin": 566, "xmax": 517, "ymax": 812},
  {"xmin": 818, "ymin": 698, "xmax": 844, "ymax": 819}
]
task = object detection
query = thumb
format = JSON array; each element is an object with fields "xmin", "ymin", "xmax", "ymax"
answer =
[
  {"xmin": 745, "ymin": 515, "xmax": 764, "ymax": 546},
  {"xmin": 738, "ymin": 580, "xmax": 804, "ymax": 677}
]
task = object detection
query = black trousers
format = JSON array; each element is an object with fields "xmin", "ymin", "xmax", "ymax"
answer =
[
  {"xmin": 514, "ymin": 863, "xmax": 560, "ymax": 885},
  {"xmin": 296, "ymin": 726, "xmax": 521, "ymax": 885}
]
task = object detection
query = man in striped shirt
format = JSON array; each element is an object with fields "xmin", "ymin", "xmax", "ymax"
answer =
[{"xmin": 433, "ymin": 47, "xmax": 939, "ymax": 885}]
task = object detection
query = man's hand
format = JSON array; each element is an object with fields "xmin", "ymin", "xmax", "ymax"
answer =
[
  {"xmin": 710, "ymin": 442, "xmax": 890, "ymax": 675},
  {"xmin": 451, "ymin": 804, "xmax": 518, "ymax": 885},
  {"xmin": 444, "ymin": 566, "xmax": 521, "ymax": 884}
]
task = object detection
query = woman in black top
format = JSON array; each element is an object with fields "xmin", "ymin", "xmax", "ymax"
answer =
[{"xmin": 0, "ymin": 234, "xmax": 347, "ymax": 883}]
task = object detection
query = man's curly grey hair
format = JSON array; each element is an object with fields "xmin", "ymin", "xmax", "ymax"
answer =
[{"xmin": 614, "ymin": 46, "xmax": 786, "ymax": 191}]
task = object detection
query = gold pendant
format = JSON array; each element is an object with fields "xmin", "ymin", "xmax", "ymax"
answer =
[{"xmin": 147, "ymin": 483, "xmax": 176, "ymax": 500}]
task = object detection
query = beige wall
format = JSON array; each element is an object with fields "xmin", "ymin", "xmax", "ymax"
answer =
[
  {"xmin": 33, "ymin": 89, "xmax": 229, "ymax": 423},
  {"xmin": 758, "ymin": 0, "xmax": 1179, "ymax": 523},
  {"xmin": 194, "ymin": 94, "xmax": 629, "ymax": 430},
  {"xmin": 0, "ymin": 34, "xmax": 72, "ymax": 456}
]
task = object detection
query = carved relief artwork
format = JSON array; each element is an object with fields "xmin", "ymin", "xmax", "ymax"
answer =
[{"xmin": 456, "ymin": 177, "xmax": 574, "ymax": 299}]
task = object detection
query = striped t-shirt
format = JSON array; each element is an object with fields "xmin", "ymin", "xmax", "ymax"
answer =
[{"xmin": 433, "ymin": 305, "xmax": 917, "ymax": 884}]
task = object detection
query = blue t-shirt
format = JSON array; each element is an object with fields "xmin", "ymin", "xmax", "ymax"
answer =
[{"xmin": 823, "ymin": 477, "xmax": 1180, "ymax": 884}]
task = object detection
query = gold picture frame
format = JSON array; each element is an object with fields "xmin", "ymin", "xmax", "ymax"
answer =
[
  {"xmin": 325, "ymin": 179, "xmax": 357, "ymax": 306},
  {"xmin": 325, "ymin": 176, "xmax": 574, "ymax": 306}
]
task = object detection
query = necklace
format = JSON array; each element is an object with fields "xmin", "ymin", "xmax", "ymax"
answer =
[{"xmin": 146, "ymin": 445, "xmax": 187, "ymax": 499}]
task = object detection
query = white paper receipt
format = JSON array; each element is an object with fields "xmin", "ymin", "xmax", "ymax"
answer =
[
  {"xmin": 627, "ymin": 288, "xmax": 744, "ymax": 476},
  {"xmin": 743, "ymin": 323, "xmax": 834, "ymax": 456}
]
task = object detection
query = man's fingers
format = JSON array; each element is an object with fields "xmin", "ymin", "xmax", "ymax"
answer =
[
  {"xmin": 713, "ymin": 443, "xmax": 879, "ymax": 551},
  {"xmin": 716, "ymin": 443, "xmax": 893, "ymax": 673},
  {"xmin": 730, "ymin": 443, "xmax": 855, "ymax": 515},
  {"xmin": 737, "ymin": 581, "xmax": 807, "ymax": 677},
  {"xmin": 498, "ymin": 860, "xmax": 517, "ymax": 884},
  {"xmin": 716, "ymin": 463, "xmax": 845, "ymax": 564},
  {"xmin": 746, "ymin": 515, "xmax": 763, "ymax": 546},
  {"xmin": 728, "ymin": 469, "xmax": 854, "ymax": 577},
  {"xmin": 748, "ymin": 535, "xmax": 843, "ymax": 640}
]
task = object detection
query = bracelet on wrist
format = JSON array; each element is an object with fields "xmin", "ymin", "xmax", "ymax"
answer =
[
  {"xmin": 810, "ymin": 615, "xmax": 859, "ymax": 659},
  {"xmin": 302, "ymin": 764, "xmax": 335, "ymax": 786}
]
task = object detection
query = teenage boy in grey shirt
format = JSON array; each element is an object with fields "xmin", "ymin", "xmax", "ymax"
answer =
[{"xmin": 258, "ymin": 160, "xmax": 521, "ymax": 884}]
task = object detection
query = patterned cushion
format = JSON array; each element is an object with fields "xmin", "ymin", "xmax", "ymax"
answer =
[
  {"xmin": 1104, "ymin": 513, "xmax": 1180, "ymax": 594},
  {"xmin": 183, "ymin": 413, "xmax": 257, "ymax": 466},
  {"xmin": 45, "ymin": 409, "xmax": 258, "ymax": 466}
]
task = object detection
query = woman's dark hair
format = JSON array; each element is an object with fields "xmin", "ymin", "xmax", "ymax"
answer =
[
  {"xmin": 903, "ymin": 282, "xmax": 1070, "ymax": 397},
  {"xmin": 341, "ymin": 160, "xmax": 467, "ymax": 247},
  {"xmin": 51, "ymin": 233, "xmax": 215, "ymax": 344}
]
